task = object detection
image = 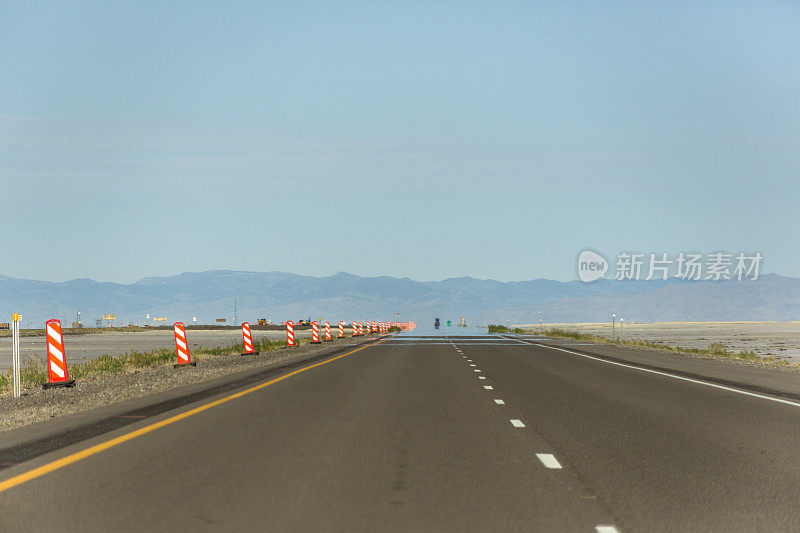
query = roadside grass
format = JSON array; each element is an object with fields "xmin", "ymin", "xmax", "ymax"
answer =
[
  {"xmin": 0, "ymin": 336, "xmax": 306, "ymax": 393},
  {"xmin": 487, "ymin": 324, "xmax": 526, "ymax": 334},
  {"xmin": 535, "ymin": 328, "xmax": 789, "ymax": 365}
]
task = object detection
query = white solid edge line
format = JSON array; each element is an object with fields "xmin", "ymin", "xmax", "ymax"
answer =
[
  {"xmin": 595, "ymin": 527, "xmax": 620, "ymax": 533},
  {"xmin": 510, "ymin": 419, "xmax": 525, "ymax": 427},
  {"xmin": 532, "ymin": 342, "xmax": 800, "ymax": 409},
  {"xmin": 494, "ymin": 399, "xmax": 505, "ymax": 404},
  {"xmin": 535, "ymin": 453, "xmax": 562, "ymax": 469}
]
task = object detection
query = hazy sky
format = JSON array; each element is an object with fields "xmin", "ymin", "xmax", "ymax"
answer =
[{"xmin": 2, "ymin": 1, "xmax": 799, "ymax": 283}]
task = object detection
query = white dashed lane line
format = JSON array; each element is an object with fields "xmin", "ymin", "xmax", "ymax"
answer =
[
  {"xmin": 595, "ymin": 526, "xmax": 620, "ymax": 533},
  {"xmin": 451, "ymin": 338, "xmax": 619, "ymax": 533},
  {"xmin": 535, "ymin": 453, "xmax": 563, "ymax": 469}
]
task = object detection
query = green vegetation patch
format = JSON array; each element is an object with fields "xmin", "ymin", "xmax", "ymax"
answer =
[{"xmin": 0, "ymin": 335, "xmax": 298, "ymax": 393}]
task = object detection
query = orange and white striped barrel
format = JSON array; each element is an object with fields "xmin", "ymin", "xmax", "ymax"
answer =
[
  {"xmin": 173, "ymin": 322, "xmax": 195, "ymax": 367},
  {"xmin": 286, "ymin": 321, "xmax": 295, "ymax": 347},
  {"xmin": 338, "ymin": 321, "xmax": 345, "ymax": 338},
  {"xmin": 372, "ymin": 321, "xmax": 377, "ymax": 334},
  {"xmin": 324, "ymin": 321, "xmax": 332, "ymax": 341},
  {"xmin": 44, "ymin": 319, "xmax": 75, "ymax": 387},
  {"xmin": 358, "ymin": 321, "xmax": 364, "ymax": 335},
  {"xmin": 241, "ymin": 322, "xmax": 256, "ymax": 355},
  {"xmin": 311, "ymin": 321, "xmax": 320, "ymax": 343},
  {"xmin": 352, "ymin": 321, "xmax": 358, "ymax": 336}
]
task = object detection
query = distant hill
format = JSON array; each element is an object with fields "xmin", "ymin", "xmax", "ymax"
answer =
[{"xmin": 1, "ymin": 271, "xmax": 798, "ymax": 327}]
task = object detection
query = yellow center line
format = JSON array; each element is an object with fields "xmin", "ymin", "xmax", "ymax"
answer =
[{"xmin": 0, "ymin": 338, "xmax": 388, "ymax": 494}]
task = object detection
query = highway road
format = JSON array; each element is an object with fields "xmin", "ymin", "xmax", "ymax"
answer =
[{"xmin": 2, "ymin": 326, "xmax": 800, "ymax": 531}]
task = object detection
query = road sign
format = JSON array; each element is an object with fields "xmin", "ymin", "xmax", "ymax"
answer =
[
  {"xmin": 0, "ymin": 323, "xmax": 9, "ymax": 330},
  {"xmin": 103, "ymin": 314, "xmax": 116, "ymax": 320},
  {"xmin": 216, "ymin": 318, "xmax": 227, "ymax": 323},
  {"xmin": 153, "ymin": 317, "xmax": 167, "ymax": 322}
]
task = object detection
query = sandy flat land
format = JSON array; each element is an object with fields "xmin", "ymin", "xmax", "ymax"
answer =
[
  {"xmin": 0, "ymin": 328, "xmax": 321, "ymax": 372},
  {"xmin": 515, "ymin": 321, "xmax": 800, "ymax": 361}
]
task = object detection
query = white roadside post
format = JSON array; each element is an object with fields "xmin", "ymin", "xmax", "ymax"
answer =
[
  {"xmin": 12, "ymin": 313, "xmax": 21, "ymax": 398},
  {"xmin": 612, "ymin": 313, "xmax": 616, "ymax": 341}
]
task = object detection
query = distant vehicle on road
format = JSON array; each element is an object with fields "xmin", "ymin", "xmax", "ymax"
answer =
[{"xmin": 435, "ymin": 317, "xmax": 440, "ymax": 329}]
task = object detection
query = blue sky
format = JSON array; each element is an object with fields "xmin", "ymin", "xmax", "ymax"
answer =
[{"xmin": 1, "ymin": 1, "xmax": 799, "ymax": 283}]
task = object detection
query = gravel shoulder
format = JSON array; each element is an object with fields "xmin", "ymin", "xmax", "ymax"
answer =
[{"xmin": 0, "ymin": 334, "xmax": 381, "ymax": 434}]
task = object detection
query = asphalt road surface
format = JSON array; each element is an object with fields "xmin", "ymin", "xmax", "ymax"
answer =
[{"xmin": 2, "ymin": 326, "xmax": 800, "ymax": 531}]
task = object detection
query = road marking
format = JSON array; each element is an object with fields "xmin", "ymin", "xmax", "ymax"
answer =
[
  {"xmin": 467, "ymin": 359, "xmax": 473, "ymax": 362},
  {"xmin": 0, "ymin": 339, "xmax": 388, "ymax": 494},
  {"xmin": 474, "ymin": 369, "xmax": 481, "ymax": 373},
  {"xmin": 483, "ymin": 385, "xmax": 494, "ymax": 390},
  {"xmin": 382, "ymin": 342, "xmax": 523, "ymax": 346},
  {"xmin": 494, "ymin": 399, "xmax": 505, "ymax": 404},
  {"xmin": 595, "ymin": 527, "xmax": 620, "ymax": 533},
  {"xmin": 469, "ymin": 364, "xmax": 476, "ymax": 367},
  {"xmin": 510, "ymin": 419, "xmax": 526, "ymax": 428},
  {"xmin": 531, "ymin": 342, "xmax": 800, "ymax": 409},
  {"xmin": 478, "ymin": 376, "xmax": 486, "ymax": 380},
  {"xmin": 535, "ymin": 453, "xmax": 562, "ymax": 469}
]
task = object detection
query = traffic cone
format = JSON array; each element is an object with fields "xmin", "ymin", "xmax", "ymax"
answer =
[
  {"xmin": 241, "ymin": 322, "xmax": 259, "ymax": 356},
  {"xmin": 286, "ymin": 321, "xmax": 295, "ymax": 347},
  {"xmin": 42, "ymin": 319, "xmax": 76, "ymax": 388},
  {"xmin": 173, "ymin": 322, "xmax": 197, "ymax": 368}
]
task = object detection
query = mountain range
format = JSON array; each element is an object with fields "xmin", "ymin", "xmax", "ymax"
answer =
[{"xmin": 1, "ymin": 270, "xmax": 798, "ymax": 327}]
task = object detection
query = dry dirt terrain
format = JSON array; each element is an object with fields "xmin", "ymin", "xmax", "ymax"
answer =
[{"xmin": 517, "ymin": 321, "xmax": 800, "ymax": 361}]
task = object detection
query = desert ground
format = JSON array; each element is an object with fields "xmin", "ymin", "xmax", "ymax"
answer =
[{"xmin": 515, "ymin": 321, "xmax": 800, "ymax": 362}]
